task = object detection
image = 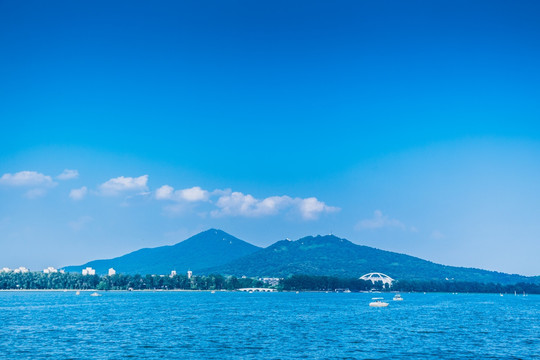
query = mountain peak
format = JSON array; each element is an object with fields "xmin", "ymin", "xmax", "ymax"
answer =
[
  {"xmin": 295, "ymin": 234, "xmax": 351, "ymax": 244},
  {"xmin": 63, "ymin": 229, "xmax": 261, "ymax": 275},
  {"xmin": 178, "ymin": 229, "xmax": 240, "ymax": 245}
]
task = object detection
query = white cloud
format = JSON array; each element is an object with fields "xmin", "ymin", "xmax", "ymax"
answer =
[
  {"xmin": 155, "ymin": 184, "xmax": 338, "ymax": 220},
  {"xmin": 210, "ymin": 191, "xmax": 338, "ymax": 220},
  {"xmin": 155, "ymin": 185, "xmax": 174, "ymax": 199},
  {"xmin": 296, "ymin": 197, "xmax": 339, "ymax": 220},
  {"xmin": 0, "ymin": 171, "xmax": 56, "ymax": 187},
  {"xmin": 69, "ymin": 186, "xmax": 88, "ymax": 200},
  {"xmin": 99, "ymin": 175, "xmax": 149, "ymax": 196},
  {"xmin": 155, "ymin": 185, "xmax": 209, "ymax": 202},
  {"xmin": 211, "ymin": 192, "xmax": 292, "ymax": 217},
  {"xmin": 356, "ymin": 210, "xmax": 408, "ymax": 230},
  {"xmin": 68, "ymin": 216, "xmax": 93, "ymax": 231},
  {"xmin": 431, "ymin": 230, "xmax": 445, "ymax": 239},
  {"xmin": 57, "ymin": 169, "xmax": 79, "ymax": 180},
  {"xmin": 179, "ymin": 186, "xmax": 208, "ymax": 202}
]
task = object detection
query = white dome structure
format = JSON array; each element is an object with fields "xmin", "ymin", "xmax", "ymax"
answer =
[{"xmin": 359, "ymin": 272, "xmax": 394, "ymax": 286}]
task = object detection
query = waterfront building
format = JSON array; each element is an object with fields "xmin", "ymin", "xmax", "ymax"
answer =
[
  {"xmin": 187, "ymin": 270, "xmax": 192, "ymax": 279},
  {"xmin": 170, "ymin": 270, "xmax": 177, "ymax": 277},
  {"xmin": 1, "ymin": 267, "xmax": 11, "ymax": 273},
  {"xmin": 13, "ymin": 267, "xmax": 29, "ymax": 273},
  {"xmin": 82, "ymin": 267, "xmax": 96, "ymax": 276},
  {"xmin": 108, "ymin": 268, "xmax": 116, "ymax": 276},
  {"xmin": 43, "ymin": 267, "xmax": 58, "ymax": 274},
  {"xmin": 260, "ymin": 277, "xmax": 280, "ymax": 286}
]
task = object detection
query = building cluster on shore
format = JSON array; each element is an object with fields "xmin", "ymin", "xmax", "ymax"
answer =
[
  {"xmin": 1, "ymin": 267, "xmax": 30, "ymax": 274},
  {"xmin": 2, "ymin": 266, "xmax": 67, "ymax": 274},
  {"xmin": 1, "ymin": 264, "xmax": 396, "ymax": 290}
]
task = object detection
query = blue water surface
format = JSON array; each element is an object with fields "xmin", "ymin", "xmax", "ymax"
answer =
[{"xmin": 0, "ymin": 291, "xmax": 538, "ymax": 359}]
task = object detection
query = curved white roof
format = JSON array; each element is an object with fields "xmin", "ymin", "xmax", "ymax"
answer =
[{"xmin": 359, "ymin": 272, "xmax": 394, "ymax": 284}]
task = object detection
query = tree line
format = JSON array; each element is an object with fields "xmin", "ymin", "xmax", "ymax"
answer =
[
  {"xmin": 281, "ymin": 275, "xmax": 540, "ymax": 294},
  {"xmin": 1, "ymin": 272, "xmax": 539, "ymax": 294},
  {"xmin": 0, "ymin": 272, "xmax": 265, "ymax": 291},
  {"xmin": 393, "ymin": 279, "xmax": 540, "ymax": 294}
]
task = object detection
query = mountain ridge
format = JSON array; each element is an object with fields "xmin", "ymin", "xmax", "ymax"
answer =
[
  {"xmin": 200, "ymin": 234, "xmax": 538, "ymax": 285},
  {"xmin": 63, "ymin": 230, "xmax": 539, "ymax": 284}
]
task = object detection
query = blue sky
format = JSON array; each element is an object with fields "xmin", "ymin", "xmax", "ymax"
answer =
[{"xmin": 1, "ymin": 1, "xmax": 539, "ymax": 275}]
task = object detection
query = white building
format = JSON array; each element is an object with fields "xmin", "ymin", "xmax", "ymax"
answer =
[
  {"xmin": 187, "ymin": 270, "xmax": 192, "ymax": 279},
  {"xmin": 260, "ymin": 277, "xmax": 280, "ymax": 286},
  {"xmin": 82, "ymin": 267, "xmax": 96, "ymax": 276},
  {"xmin": 13, "ymin": 267, "xmax": 29, "ymax": 274},
  {"xmin": 43, "ymin": 267, "xmax": 58, "ymax": 274},
  {"xmin": 170, "ymin": 270, "xmax": 177, "ymax": 277},
  {"xmin": 108, "ymin": 268, "xmax": 116, "ymax": 276},
  {"xmin": 359, "ymin": 272, "xmax": 394, "ymax": 286},
  {"xmin": 1, "ymin": 267, "xmax": 11, "ymax": 273}
]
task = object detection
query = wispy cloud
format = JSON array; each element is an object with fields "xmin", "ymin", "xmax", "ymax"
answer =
[
  {"xmin": 356, "ymin": 210, "xmax": 413, "ymax": 231},
  {"xmin": 24, "ymin": 188, "xmax": 47, "ymax": 199},
  {"xmin": 0, "ymin": 171, "xmax": 56, "ymax": 187},
  {"xmin": 99, "ymin": 175, "xmax": 149, "ymax": 196},
  {"xmin": 57, "ymin": 169, "xmax": 79, "ymax": 180},
  {"xmin": 69, "ymin": 186, "xmax": 88, "ymax": 200},
  {"xmin": 431, "ymin": 230, "xmax": 445, "ymax": 239},
  {"xmin": 0, "ymin": 171, "xmax": 58, "ymax": 198}
]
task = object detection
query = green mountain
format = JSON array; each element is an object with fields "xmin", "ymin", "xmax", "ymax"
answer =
[
  {"xmin": 63, "ymin": 230, "xmax": 537, "ymax": 284},
  {"xmin": 63, "ymin": 229, "xmax": 261, "ymax": 275},
  {"xmin": 202, "ymin": 234, "xmax": 537, "ymax": 285}
]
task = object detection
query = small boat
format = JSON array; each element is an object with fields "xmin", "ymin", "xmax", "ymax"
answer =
[
  {"xmin": 369, "ymin": 297, "xmax": 389, "ymax": 307},
  {"xmin": 75, "ymin": 291, "xmax": 80, "ymax": 295},
  {"xmin": 90, "ymin": 292, "xmax": 101, "ymax": 297},
  {"xmin": 500, "ymin": 293, "xmax": 504, "ymax": 297},
  {"xmin": 393, "ymin": 294, "xmax": 403, "ymax": 301},
  {"xmin": 211, "ymin": 290, "xmax": 216, "ymax": 294}
]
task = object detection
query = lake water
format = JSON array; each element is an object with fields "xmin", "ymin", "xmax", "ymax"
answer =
[{"xmin": 0, "ymin": 291, "xmax": 538, "ymax": 359}]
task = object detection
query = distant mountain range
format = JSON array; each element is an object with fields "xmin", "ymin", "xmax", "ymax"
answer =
[{"xmin": 63, "ymin": 229, "xmax": 539, "ymax": 285}]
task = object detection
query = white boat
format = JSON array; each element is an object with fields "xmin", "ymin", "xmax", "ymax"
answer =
[
  {"xmin": 393, "ymin": 294, "xmax": 403, "ymax": 301},
  {"xmin": 90, "ymin": 292, "xmax": 101, "ymax": 297},
  {"xmin": 75, "ymin": 291, "xmax": 80, "ymax": 295},
  {"xmin": 369, "ymin": 297, "xmax": 389, "ymax": 307}
]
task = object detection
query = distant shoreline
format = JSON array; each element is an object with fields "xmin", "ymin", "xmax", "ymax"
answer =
[
  {"xmin": 0, "ymin": 289, "xmax": 219, "ymax": 292},
  {"xmin": 1, "ymin": 289, "xmax": 538, "ymax": 296}
]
